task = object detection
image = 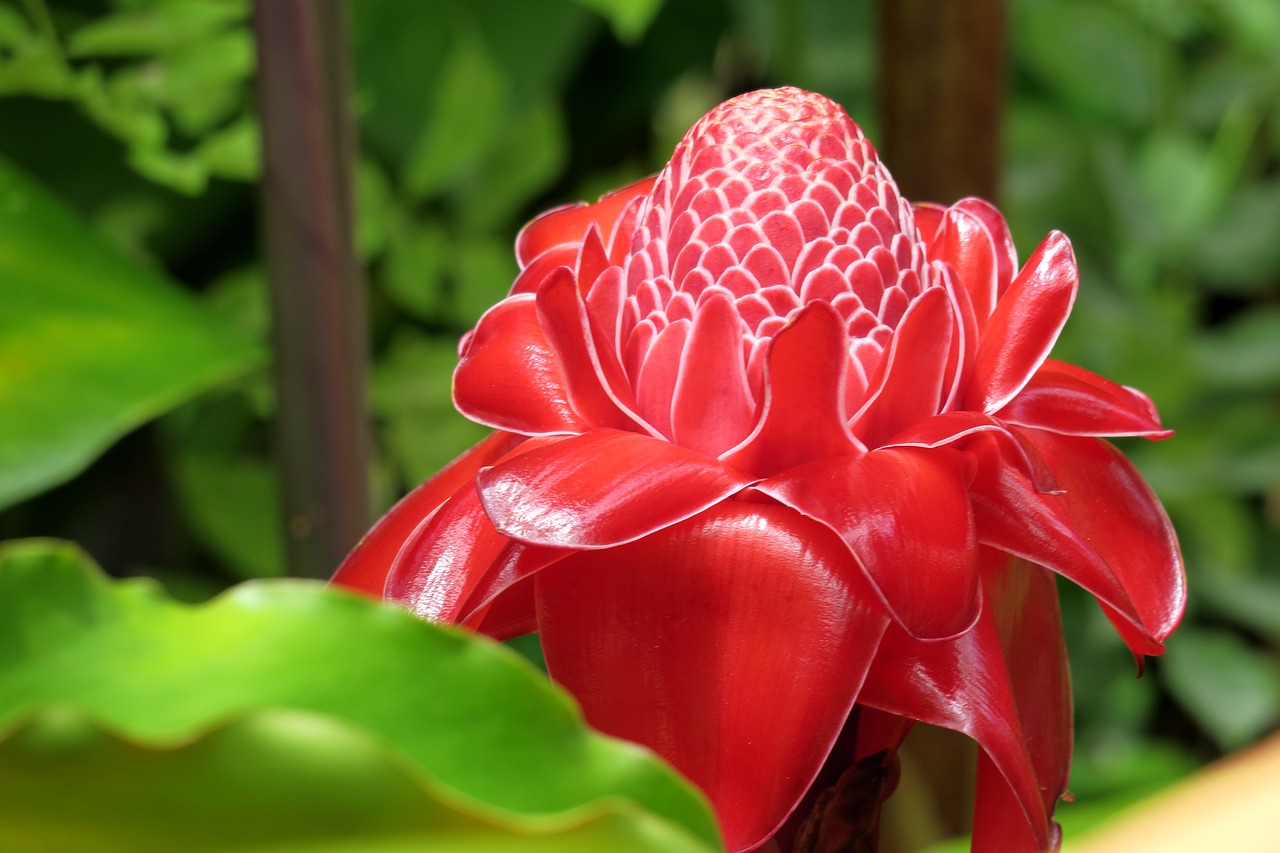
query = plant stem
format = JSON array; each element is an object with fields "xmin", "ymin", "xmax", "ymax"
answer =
[
  {"xmin": 875, "ymin": 0, "xmax": 1005, "ymax": 203},
  {"xmin": 253, "ymin": 0, "xmax": 370, "ymax": 578},
  {"xmin": 792, "ymin": 749, "xmax": 901, "ymax": 853}
]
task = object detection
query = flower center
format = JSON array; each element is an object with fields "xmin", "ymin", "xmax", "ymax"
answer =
[{"xmin": 605, "ymin": 88, "xmax": 937, "ymax": 446}]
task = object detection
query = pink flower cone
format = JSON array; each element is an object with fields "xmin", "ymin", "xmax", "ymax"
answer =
[{"xmin": 335, "ymin": 87, "xmax": 1186, "ymax": 853}]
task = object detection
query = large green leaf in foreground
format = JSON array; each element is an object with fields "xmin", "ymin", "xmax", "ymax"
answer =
[
  {"xmin": 0, "ymin": 709, "xmax": 713, "ymax": 853},
  {"xmin": 0, "ymin": 540, "xmax": 722, "ymax": 852},
  {"xmin": 0, "ymin": 157, "xmax": 262, "ymax": 509}
]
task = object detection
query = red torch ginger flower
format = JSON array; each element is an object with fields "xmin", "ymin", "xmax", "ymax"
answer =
[{"xmin": 335, "ymin": 87, "xmax": 1185, "ymax": 853}]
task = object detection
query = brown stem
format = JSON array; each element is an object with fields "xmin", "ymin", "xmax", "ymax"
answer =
[
  {"xmin": 792, "ymin": 749, "xmax": 902, "ymax": 853},
  {"xmin": 875, "ymin": 0, "xmax": 1006, "ymax": 204},
  {"xmin": 253, "ymin": 0, "xmax": 371, "ymax": 578}
]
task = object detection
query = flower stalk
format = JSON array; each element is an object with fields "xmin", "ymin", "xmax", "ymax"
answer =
[{"xmin": 254, "ymin": 0, "xmax": 370, "ymax": 578}]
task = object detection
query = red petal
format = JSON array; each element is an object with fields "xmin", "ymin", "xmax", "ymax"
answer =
[
  {"xmin": 509, "ymin": 245, "xmax": 576, "ymax": 295},
  {"xmin": 515, "ymin": 176, "xmax": 656, "ymax": 267},
  {"xmin": 968, "ymin": 232, "xmax": 1077, "ymax": 413},
  {"xmin": 535, "ymin": 503, "xmax": 890, "ymax": 853},
  {"xmin": 331, "ymin": 431, "xmax": 522, "ymax": 595},
  {"xmin": 850, "ymin": 287, "xmax": 955, "ymax": 448},
  {"xmin": 932, "ymin": 203, "xmax": 1001, "ymax": 322},
  {"xmin": 476, "ymin": 428, "xmax": 751, "ymax": 548},
  {"xmin": 536, "ymin": 268, "xmax": 649, "ymax": 432},
  {"xmin": 385, "ymin": 469, "xmax": 509, "ymax": 622},
  {"xmin": 860, "ymin": 552, "xmax": 1070, "ymax": 853},
  {"xmin": 671, "ymin": 292, "xmax": 756, "ymax": 456},
  {"xmin": 970, "ymin": 430, "xmax": 1186, "ymax": 656},
  {"xmin": 996, "ymin": 358, "xmax": 1173, "ymax": 439},
  {"xmin": 950, "ymin": 198, "xmax": 1018, "ymax": 304},
  {"xmin": 722, "ymin": 302, "xmax": 862, "ymax": 477},
  {"xmin": 759, "ymin": 446, "xmax": 980, "ymax": 639},
  {"xmin": 454, "ymin": 294, "xmax": 588, "ymax": 434},
  {"xmin": 467, "ymin": 577, "xmax": 539, "ymax": 641},
  {"xmin": 913, "ymin": 202, "xmax": 946, "ymax": 245}
]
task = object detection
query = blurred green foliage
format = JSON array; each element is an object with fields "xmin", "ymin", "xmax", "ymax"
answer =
[{"xmin": 0, "ymin": 0, "xmax": 1277, "ymax": 847}]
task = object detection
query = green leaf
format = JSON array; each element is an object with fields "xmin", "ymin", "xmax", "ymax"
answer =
[
  {"xmin": 66, "ymin": 0, "xmax": 250, "ymax": 57},
  {"xmin": 371, "ymin": 331, "xmax": 489, "ymax": 487},
  {"xmin": 0, "ymin": 707, "xmax": 718, "ymax": 853},
  {"xmin": 0, "ymin": 540, "xmax": 724, "ymax": 851},
  {"xmin": 0, "ymin": 157, "xmax": 263, "ymax": 509},
  {"xmin": 1161, "ymin": 627, "xmax": 1280, "ymax": 750},
  {"xmin": 1014, "ymin": 0, "xmax": 1174, "ymax": 129},
  {"xmin": 403, "ymin": 34, "xmax": 507, "ymax": 200},
  {"xmin": 573, "ymin": 0, "xmax": 667, "ymax": 42}
]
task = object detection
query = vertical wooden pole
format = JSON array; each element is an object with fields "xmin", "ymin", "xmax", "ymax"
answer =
[
  {"xmin": 876, "ymin": 0, "xmax": 1006, "ymax": 204},
  {"xmin": 254, "ymin": 0, "xmax": 370, "ymax": 578}
]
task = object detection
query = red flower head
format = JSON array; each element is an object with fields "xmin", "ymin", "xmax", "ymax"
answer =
[{"xmin": 336, "ymin": 88, "xmax": 1186, "ymax": 853}]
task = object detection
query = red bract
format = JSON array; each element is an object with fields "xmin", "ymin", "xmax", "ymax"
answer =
[{"xmin": 335, "ymin": 88, "xmax": 1186, "ymax": 853}]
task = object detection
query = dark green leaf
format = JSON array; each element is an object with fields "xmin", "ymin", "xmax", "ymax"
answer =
[{"xmin": 0, "ymin": 158, "xmax": 262, "ymax": 509}]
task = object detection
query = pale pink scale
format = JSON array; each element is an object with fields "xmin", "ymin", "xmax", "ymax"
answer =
[
  {"xmin": 671, "ymin": 240, "xmax": 710, "ymax": 288},
  {"xmin": 879, "ymin": 285, "xmax": 910, "ymax": 328},
  {"xmin": 867, "ymin": 246, "xmax": 899, "ymax": 288},
  {"xmin": 820, "ymin": 163, "xmax": 855, "ymax": 196},
  {"xmin": 633, "ymin": 318, "xmax": 692, "ymax": 438},
  {"xmin": 718, "ymin": 266, "xmax": 763, "ymax": 299},
  {"xmin": 828, "ymin": 244, "xmax": 863, "ymax": 271},
  {"xmin": 699, "ymin": 243, "xmax": 738, "ymax": 282},
  {"xmin": 847, "ymin": 260, "xmax": 885, "ymax": 310},
  {"xmin": 692, "ymin": 213, "xmax": 731, "ymax": 247},
  {"xmin": 727, "ymin": 223, "xmax": 767, "ymax": 262},
  {"xmin": 735, "ymin": 293, "xmax": 776, "ymax": 333},
  {"xmin": 788, "ymin": 199, "xmax": 831, "ymax": 245},
  {"xmin": 757, "ymin": 210, "xmax": 805, "ymax": 269},
  {"xmin": 666, "ymin": 290, "xmax": 696, "ymax": 323},
  {"xmin": 852, "ymin": 222, "xmax": 884, "ymax": 256},
  {"xmin": 680, "ymin": 267, "xmax": 717, "ymax": 302},
  {"xmin": 803, "ymin": 181, "xmax": 845, "ymax": 216},
  {"xmin": 741, "ymin": 243, "xmax": 790, "ymax": 288},
  {"xmin": 869, "ymin": 206, "xmax": 898, "ymax": 244},
  {"xmin": 800, "ymin": 264, "xmax": 852, "ymax": 305},
  {"xmin": 746, "ymin": 187, "xmax": 789, "ymax": 219},
  {"xmin": 759, "ymin": 284, "xmax": 802, "ymax": 316},
  {"xmin": 667, "ymin": 210, "xmax": 701, "ymax": 260},
  {"xmin": 793, "ymin": 237, "xmax": 838, "ymax": 285}
]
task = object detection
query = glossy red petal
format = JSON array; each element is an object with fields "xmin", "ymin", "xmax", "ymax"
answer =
[
  {"xmin": 509, "ymin": 245, "xmax": 577, "ymax": 295},
  {"xmin": 476, "ymin": 428, "xmax": 752, "ymax": 548},
  {"xmin": 454, "ymin": 294, "xmax": 589, "ymax": 434},
  {"xmin": 861, "ymin": 552, "xmax": 1070, "ymax": 853},
  {"xmin": 932, "ymin": 203, "xmax": 1001, "ymax": 322},
  {"xmin": 970, "ymin": 557, "xmax": 1071, "ymax": 853},
  {"xmin": 968, "ymin": 232, "xmax": 1077, "ymax": 413},
  {"xmin": 671, "ymin": 292, "xmax": 756, "ymax": 457},
  {"xmin": 850, "ymin": 287, "xmax": 955, "ymax": 449},
  {"xmin": 515, "ymin": 175, "xmax": 656, "ymax": 267},
  {"xmin": 969, "ymin": 430, "xmax": 1186, "ymax": 655},
  {"xmin": 535, "ymin": 503, "xmax": 890, "ymax": 853},
  {"xmin": 382, "ymin": 436, "xmax": 564, "ymax": 620},
  {"xmin": 536, "ymin": 268, "xmax": 650, "ymax": 432},
  {"xmin": 997, "ymin": 358, "xmax": 1173, "ymax": 439},
  {"xmin": 331, "ymin": 431, "xmax": 522, "ymax": 595},
  {"xmin": 950, "ymin": 198, "xmax": 1018, "ymax": 303},
  {"xmin": 759, "ymin": 446, "xmax": 980, "ymax": 639},
  {"xmin": 384, "ymin": 475, "xmax": 509, "ymax": 623},
  {"xmin": 722, "ymin": 302, "xmax": 862, "ymax": 477},
  {"xmin": 466, "ymin": 577, "xmax": 539, "ymax": 641}
]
